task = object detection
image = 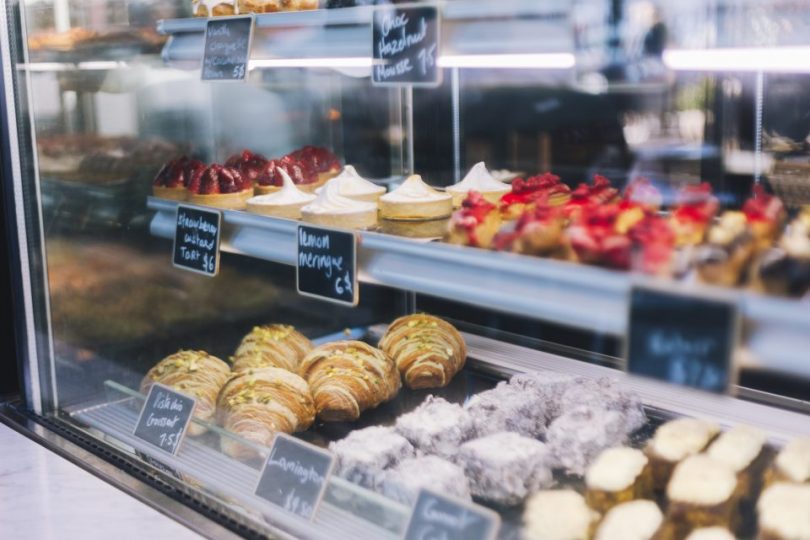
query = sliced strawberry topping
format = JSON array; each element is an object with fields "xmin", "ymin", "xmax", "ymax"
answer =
[
  {"xmin": 225, "ymin": 149, "xmax": 268, "ymax": 183},
  {"xmin": 192, "ymin": 164, "xmax": 246, "ymax": 195},
  {"xmin": 622, "ymin": 177, "xmax": 662, "ymax": 212},
  {"xmin": 257, "ymin": 156, "xmax": 318, "ymax": 187},
  {"xmin": 673, "ymin": 182, "xmax": 719, "ymax": 224},
  {"xmin": 153, "ymin": 156, "xmax": 205, "ymax": 188},
  {"xmin": 289, "ymin": 146, "xmax": 341, "ymax": 174}
]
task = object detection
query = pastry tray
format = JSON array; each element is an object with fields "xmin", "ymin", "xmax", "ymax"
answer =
[{"xmin": 64, "ymin": 329, "xmax": 810, "ymax": 540}]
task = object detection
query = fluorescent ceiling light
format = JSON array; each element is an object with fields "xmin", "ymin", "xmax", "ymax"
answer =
[
  {"xmin": 664, "ymin": 46, "xmax": 810, "ymax": 73},
  {"xmin": 438, "ymin": 53, "xmax": 576, "ymax": 69}
]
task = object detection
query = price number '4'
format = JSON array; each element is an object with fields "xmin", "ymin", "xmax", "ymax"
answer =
[{"xmin": 203, "ymin": 253, "xmax": 215, "ymax": 273}]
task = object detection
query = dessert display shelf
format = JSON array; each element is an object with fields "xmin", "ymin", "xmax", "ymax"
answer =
[
  {"xmin": 157, "ymin": 0, "xmax": 572, "ymax": 66},
  {"xmin": 69, "ymin": 331, "xmax": 809, "ymax": 540},
  {"xmin": 148, "ymin": 196, "xmax": 810, "ymax": 381}
]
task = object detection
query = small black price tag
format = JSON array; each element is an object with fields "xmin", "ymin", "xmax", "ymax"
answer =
[
  {"xmin": 133, "ymin": 383, "xmax": 196, "ymax": 456},
  {"xmin": 296, "ymin": 224, "xmax": 358, "ymax": 306},
  {"xmin": 254, "ymin": 433, "xmax": 335, "ymax": 521},
  {"xmin": 136, "ymin": 451, "xmax": 183, "ymax": 480},
  {"xmin": 201, "ymin": 15, "xmax": 254, "ymax": 81},
  {"xmin": 372, "ymin": 6, "xmax": 440, "ymax": 87},
  {"xmin": 173, "ymin": 204, "xmax": 221, "ymax": 277},
  {"xmin": 402, "ymin": 489, "xmax": 500, "ymax": 540},
  {"xmin": 626, "ymin": 285, "xmax": 739, "ymax": 394}
]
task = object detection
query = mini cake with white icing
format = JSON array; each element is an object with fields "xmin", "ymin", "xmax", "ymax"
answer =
[
  {"xmin": 316, "ymin": 165, "xmax": 386, "ymax": 203},
  {"xmin": 707, "ymin": 424, "xmax": 768, "ymax": 497},
  {"xmin": 379, "ymin": 455, "xmax": 471, "ymax": 505},
  {"xmin": 645, "ymin": 418, "xmax": 720, "ymax": 489},
  {"xmin": 770, "ymin": 437, "xmax": 810, "ymax": 484},
  {"xmin": 394, "ymin": 395, "xmax": 475, "ymax": 460},
  {"xmin": 446, "ymin": 162, "xmax": 510, "ymax": 207},
  {"xmin": 685, "ymin": 527, "xmax": 737, "ymax": 540},
  {"xmin": 301, "ymin": 179, "xmax": 378, "ymax": 230},
  {"xmin": 329, "ymin": 426, "xmax": 415, "ymax": 489},
  {"xmin": 457, "ymin": 432, "xmax": 554, "ymax": 506},
  {"xmin": 586, "ymin": 447, "xmax": 652, "ymax": 513},
  {"xmin": 666, "ymin": 455, "xmax": 738, "ymax": 533},
  {"xmin": 246, "ymin": 168, "xmax": 316, "ymax": 219},
  {"xmin": 523, "ymin": 490, "xmax": 599, "ymax": 540},
  {"xmin": 757, "ymin": 482, "xmax": 810, "ymax": 540},
  {"xmin": 379, "ymin": 175, "xmax": 452, "ymax": 220},
  {"xmin": 594, "ymin": 500, "xmax": 663, "ymax": 540}
]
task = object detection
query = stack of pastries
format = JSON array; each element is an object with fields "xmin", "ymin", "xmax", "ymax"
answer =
[
  {"xmin": 139, "ymin": 312, "xmax": 467, "ymax": 453},
  {"xmin": 192, "ymin": 0, "xmax": 318, "ymax": 17}
]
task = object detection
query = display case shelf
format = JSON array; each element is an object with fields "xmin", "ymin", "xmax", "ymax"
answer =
[
  {"xmin": 148, "ymin": 197, "xmax": 810, "ymax": 381},
  {"xmin": 157, "ymin": 0, "xmax": 573, "ymax": 67}
]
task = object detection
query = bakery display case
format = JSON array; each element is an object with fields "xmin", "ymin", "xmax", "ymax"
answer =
[{"xmin": 3, "ymin": 0, "xmax": 810, "ymax": 539}]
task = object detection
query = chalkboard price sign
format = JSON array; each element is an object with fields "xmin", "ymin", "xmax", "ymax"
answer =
[
  {"xmin": 403, "ymin": 489, "xmax": 500, "ymax": 540},
  {"xmin": 296, "ymin": 224, "xmax": 358, "ymax": 306},
  {"xmin": 201, "ymin": 16, "xmax": 254, "ymax": 81},
  {"xmin": 133, "ymin": 383, "xmax": 196, "ymax": 456},
  {"xmin": 254, "ymin": 433, "xmax": 335, "ymax": 521},
  {"xmin": 372, "ymin": 6, "xmax": 440, "ymax": 86},
  {"xmin": 173, "ymin": 204, "xmax": 221, "ymax": 277},
  {"xmin": 626, "ymin": 286, "xmax": 739, "ymax": 394}
]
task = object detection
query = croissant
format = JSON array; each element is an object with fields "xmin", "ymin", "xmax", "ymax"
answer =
[
  {"xmin": 216, "ymin": 367, "xmax": 315, "ymax": 460},
  {"xmin": 141, "ymin": 350, "xmax": 231, "ymax": 436},
  {"xmin": 378, "ymin": 314, "xmax": 467, "ymax": 389},
  {"xmin": 231, "ymin": 324, "xmax": 314, "ymax": 373},
  {"xmin": 299, "ymin": 341, "xmax": 401, "ymax": 422}
]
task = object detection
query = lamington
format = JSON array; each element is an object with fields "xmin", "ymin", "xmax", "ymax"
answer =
[
  {"xmin": 457, "ymin": 432, "xmax": 554, "ymax": 506},
  {"xmin": 546, "ymin": 405, "xmax": 634, "ymax": 476},
  {"xmin": 558, "ymin": 377, "xmax": 647, "ymax": 434},
  {"xmin": 329, "ymin": 426, "xmax": 415, "ymax": 489},
  {"xmin": 464, "ymin": 381, "xmax": 550, "ymax": 439},
  {"xmin": 507, "ymin": 371, "xmax": 579, "ymax": 421},
  {"xmin": 379, "ymin": 455, "xmax": 471, "ymax": 505},
  {"xmin": 395, "ymin": 395, "xmax": 475, "ymax": 459}
]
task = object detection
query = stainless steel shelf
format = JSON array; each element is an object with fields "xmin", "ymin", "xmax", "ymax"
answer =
[
  {"xmin": 157, "ymin": 0, "xmax": 573, "ymax": 67},
  {"xmin": 148, "ymin": 197, "xmax": 810, "ymax": 380}
]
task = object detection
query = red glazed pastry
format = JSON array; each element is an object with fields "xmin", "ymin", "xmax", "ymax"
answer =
[
  {"xmin": 742, "ymin": 185, "xmax": 786, "ymax": 252},
  {"xmin": 588, "ymin": 174, "xmax": 620, "ymax": 206},
  {"xmin": 225, "ymin": 149, "xmax": 268, "ymax": 185},
  {"xmin": 499, "ymin": 202, "xmax": 570, "ymax": 258},
  {"xmin": 289, "ymin": 145, "xmax": 341, "ymax": 182},
  {"xmin": 256, "ymin": 156, "xmax": 320, "ymax": 195},
  {"xmin": 622, "ymin": 177, "xmax": 662, "ymax": 213},
  {"xmin": 445, "ymin": 191, "xmax": 501, "ymax": 248},
  {"xmin": 187, "ymin": 163, "xmax": 253, "ymax": 209},
  {"xmin": 500, "ymin": 173, "xmax": 570, "ymax": 221},
  {"xmin": 628, "ymin": 214, "xmax": 675, "ymax": 276},
  {"xmin": 669, "ymin": 183, "xmax": 720, "ymax": 247},
  {"xmin": 566, "ymin": 204, "xmax": 645, "ymax": 269},
  {"xmin": 152, "ymin": 156, "xmax": 205, "ymax": 201}
]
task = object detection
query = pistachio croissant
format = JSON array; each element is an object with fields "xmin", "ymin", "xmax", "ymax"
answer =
[
  {"xmin": 299, "ymin": 341, "xmax": 401, "ymax": 422},
  {"xmin": 216, "ymin": 367, "xmax": 315, "ymax": 460},
  {"xmin": 231, "ymin": 324, "xmax": 314, "ymax": 373},
  {"xmin": 378, "ymin": 314, "xmax": 466, "ymax": 389},
  {"xmin": 141, "ymin": 350, "xmax": 231, "ymax": 436}
]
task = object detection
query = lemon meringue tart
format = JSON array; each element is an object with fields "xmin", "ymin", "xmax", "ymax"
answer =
[
  {"xmin": 246, "ymin": 168, "xmax": 316, "ymax": 219},
  {"xmin": 379, "ymin": 175, "xmax": 452, "ymax": 220},
  {"xmin": 317, "ymin": 165, "xmax": 386, "ymax": 203},
  {"xmin": 447, "ymin": 162, "xmax": 510, "ymax": 207},
  {"xmin": 301, "ymin": 179, "xmax": 378, "ymax": 230}
]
